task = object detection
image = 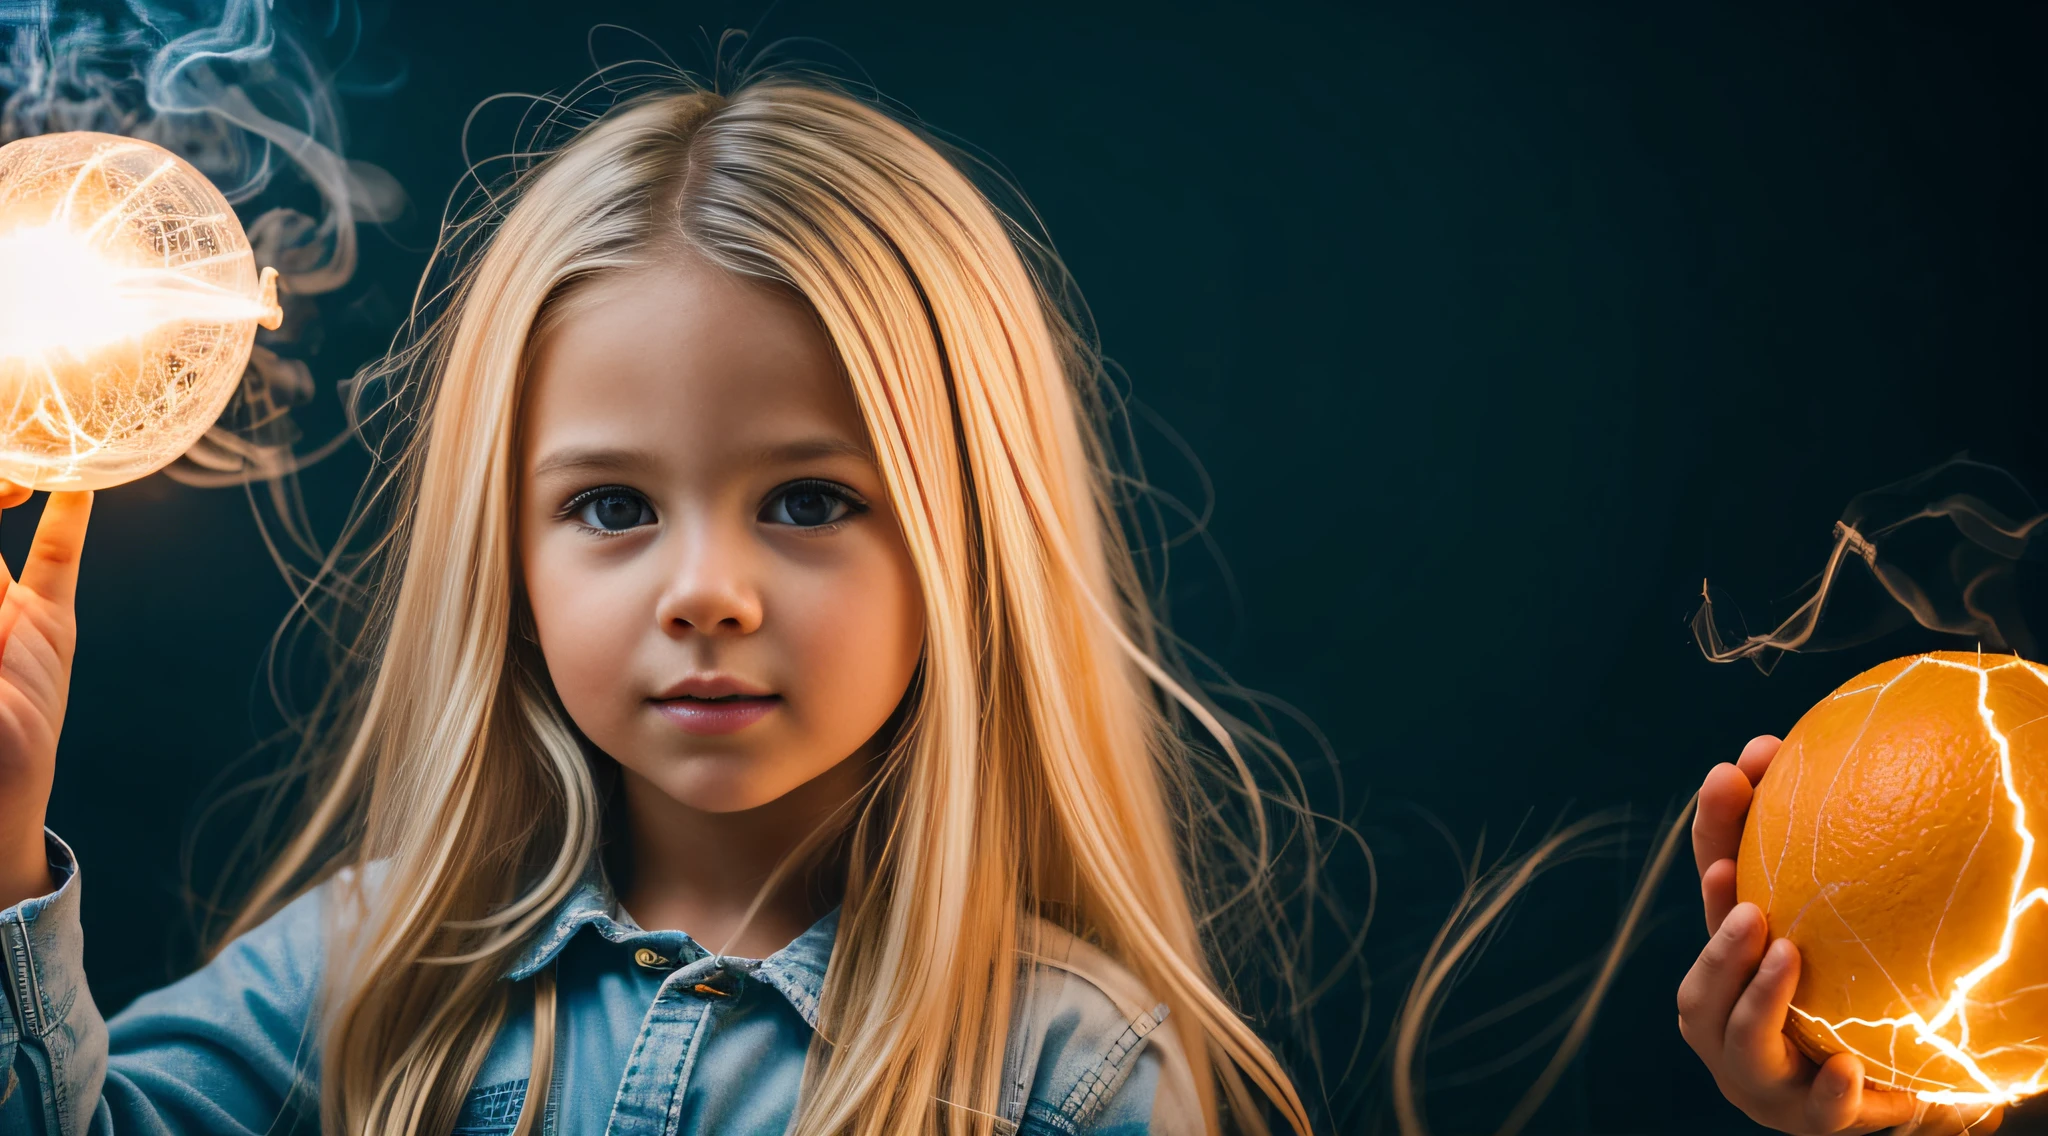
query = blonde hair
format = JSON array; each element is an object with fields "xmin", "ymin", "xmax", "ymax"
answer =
[{"xmin": 218, "ymin": 75, "xmax": 1327, "ymax": 1135}]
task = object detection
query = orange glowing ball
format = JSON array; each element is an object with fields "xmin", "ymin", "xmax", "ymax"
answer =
[
  {"xmin": 0, "ymin": 131, "xmax": 280, "ymax": 490},
  {"xmin": 1738, "ymin": 651, "xmax": 2048, "ymax": 1105}
]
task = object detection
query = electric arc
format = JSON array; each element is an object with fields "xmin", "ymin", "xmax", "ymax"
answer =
[
  {"xmin": 1738, "ymin": 651, "xmax": 2048, "ymax": 1105},
  {"xmin": 0, "ymin": 131, "xmax": 281, "ymax": 490}
]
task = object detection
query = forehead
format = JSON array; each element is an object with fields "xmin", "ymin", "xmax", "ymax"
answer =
[{"xmin": 518, "ymin": 259, "xmax": 865, "ymax": 466}]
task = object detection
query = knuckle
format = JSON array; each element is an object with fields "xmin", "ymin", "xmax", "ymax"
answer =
[
  {"xmin": 1695, "ymin": 935, "xmax": 1735, "ymax": 976},
  {"xmin": 1677, "ymin": 981, "xmax": 1702, "ymax": 1021}
]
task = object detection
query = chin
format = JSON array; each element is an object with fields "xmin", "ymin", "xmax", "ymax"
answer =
[
  {"xmin": 678, "ymin": 785, "xmax": 784, "ymax": 814},
  {"xmin": 643, "ymin": 756, "xmax": 793, "ymax": 814}
]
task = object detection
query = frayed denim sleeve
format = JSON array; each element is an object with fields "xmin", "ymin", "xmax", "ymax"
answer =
[{"xmin": 0, "ymin": 830, "xmax": 327, "ymax": 1136}]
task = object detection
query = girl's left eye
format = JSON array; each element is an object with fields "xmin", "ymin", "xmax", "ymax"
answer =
[
  {"xmin": 569, "ymin": 488, "xmax": 655, "ymax": 533},
  {"xmin": 762, "ymin": 481, "xmax": 866, "ymax": 528}
]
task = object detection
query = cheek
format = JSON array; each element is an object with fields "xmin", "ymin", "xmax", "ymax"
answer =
[
  {"xmin": 522, "ymin": 535, "xmax": 643, "ymax": 735},
  {"xmin": 784, "ymin": 533, "xmax": 924, "ymax": 745}
]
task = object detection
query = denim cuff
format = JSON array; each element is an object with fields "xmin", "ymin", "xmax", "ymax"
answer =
[{"xmin": 1, "ymin": 829, "xmax": 107, "ymax": 1136}]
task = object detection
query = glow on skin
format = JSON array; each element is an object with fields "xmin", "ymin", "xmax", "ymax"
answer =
[{"xmin": 518, "ymin": 258, "xmax": 925, "ymax": 960}]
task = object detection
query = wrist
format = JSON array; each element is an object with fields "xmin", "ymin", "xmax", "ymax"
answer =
[{"xmin": 0, "ymin": 822, "xmax": 53, "ymax": 909}]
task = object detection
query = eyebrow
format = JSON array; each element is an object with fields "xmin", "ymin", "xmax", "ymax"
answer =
[
  {"xmin": 744, "ymin": 437, "xmax": 876, "ymax": 466},
  {"xmin": 528, "ymin": 446, "xmax": 645, "ymax": 481},
  {"xmin": 528, "ymin": 437, "xmax": 875, "ymax": 480}
]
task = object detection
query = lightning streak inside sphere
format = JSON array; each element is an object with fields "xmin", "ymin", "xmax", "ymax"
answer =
[
  {"xmin": 1788, "ymin": 656, "xmax": 2048, "ymax": 1106},
  {"xmin": 0, "ymin": 155, "xmax": 277, "ymax": 357},
  {"xmin": 0, "ymin": 133, "xmax": 279, "ymax": 487}
]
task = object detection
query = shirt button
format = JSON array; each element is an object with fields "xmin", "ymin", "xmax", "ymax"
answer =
[{"xmin": 633, "ymin": 947, "xmax": 672, "ymax": 969}]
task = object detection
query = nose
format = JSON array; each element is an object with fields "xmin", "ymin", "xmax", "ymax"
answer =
[{"xmin": 654, "ymin": 515, "xmax": 764, "ymax": 638}]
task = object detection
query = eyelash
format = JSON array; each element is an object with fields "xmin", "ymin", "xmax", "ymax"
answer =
[
  {"xmin": 765, "ymin": 479, "xmax": 871, "ymax": 533},
  {"xmin": 558, "ymin": 485, "xmax": 651, "ymax": 540},
  {"xmin": 556, "ymin": 480, "xmax": 871, "ymax": 538}
]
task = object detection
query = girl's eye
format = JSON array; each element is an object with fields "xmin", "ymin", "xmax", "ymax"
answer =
[
  {"xmin": 762, "ymin": 481, "xmax": 866, "ymax": 529},
  {"xmin": 569, "ymin": 488, "xmax": 654, "ymax": 533}
]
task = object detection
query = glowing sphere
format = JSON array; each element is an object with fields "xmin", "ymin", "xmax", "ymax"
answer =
[
  {"xmin": 1738, "ymin": 651, "xmax": 2048, "ymax": 1105},
  {"xmin": 0, "ymin": 131, "xmax": 280, "ymax": 490}
]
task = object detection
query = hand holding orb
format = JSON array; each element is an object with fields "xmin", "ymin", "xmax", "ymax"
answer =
[
  {"xmin": 1737, "ymin": 651, "xmax": 2048, "ymax": 1106},
  {"xmin": 0, "ymin": 131, "xmax": 281, "ymax": 490}
]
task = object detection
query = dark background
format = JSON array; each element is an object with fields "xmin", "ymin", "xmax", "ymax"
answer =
[{"xmin": 19, "ymin": 2, "xmax": 2048, "ymax": 1133}]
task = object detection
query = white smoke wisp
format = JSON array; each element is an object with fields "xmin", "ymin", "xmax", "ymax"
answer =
[
  {"xmin": 1694, "ymin": 456, "xmax": 2048, "ymax": 673},
  {"xmin": 0, "ymin": 0, "xmax": 405, "ymax": 495}
]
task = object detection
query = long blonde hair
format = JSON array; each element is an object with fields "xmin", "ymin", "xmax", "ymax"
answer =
[{"xmin": 218, "ymin": 75, "xmax": 1326, "ymax": 1135}]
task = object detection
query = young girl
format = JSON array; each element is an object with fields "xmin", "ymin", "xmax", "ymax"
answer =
[{"xmin": 0, "ymin": 77, "xmax": 1321, "ymax": 1135}]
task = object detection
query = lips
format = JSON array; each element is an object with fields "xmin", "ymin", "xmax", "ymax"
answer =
[
  {"xmin": 653, "ymin": 674, "xmax": 774, "ymax": 701},
  {"xmin": 650, "ymin": 674, "xmax": 780, "ymax": 735}
]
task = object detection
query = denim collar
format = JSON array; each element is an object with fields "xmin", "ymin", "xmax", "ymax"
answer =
[{"xmin": 503, "ymin": 861, "xmax": 838, "ymax": 1029}]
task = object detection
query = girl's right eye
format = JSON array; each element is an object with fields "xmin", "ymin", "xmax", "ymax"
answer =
[{"xmin": 567, "ymin": 487, "xmax": 655, "ymax": 534}]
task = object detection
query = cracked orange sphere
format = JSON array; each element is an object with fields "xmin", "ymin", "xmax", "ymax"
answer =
[{"xmin": 1738, "ymin": 651, "xmax": 2048, "ymax": 1104}]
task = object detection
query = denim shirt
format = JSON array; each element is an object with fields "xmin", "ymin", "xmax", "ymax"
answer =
[{"xmin": 0, "ymin": 833, "xmax": 1200, "ymax": 1135}]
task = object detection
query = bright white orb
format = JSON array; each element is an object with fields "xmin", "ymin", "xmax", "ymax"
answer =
[{"xmin": 0, "ymin": 131, "xmax": 280, "ymax": 491}]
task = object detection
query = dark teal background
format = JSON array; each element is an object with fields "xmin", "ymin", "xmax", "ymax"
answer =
[{"xmin": 20, "ymin": 3, "xmax": 2048, "ymax": 1132}]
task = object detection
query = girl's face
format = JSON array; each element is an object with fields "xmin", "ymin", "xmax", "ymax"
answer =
[{"xmin": 516, "ymin": 258, "xmax": 925, "ymax": 814}]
